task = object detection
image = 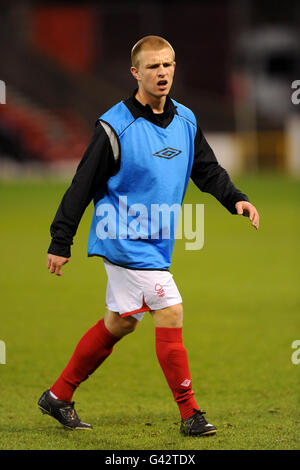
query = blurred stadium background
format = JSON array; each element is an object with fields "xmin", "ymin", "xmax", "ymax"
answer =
[{"xmin": 0, "ymin": 0, "xmax": 300, "ymax": 176}]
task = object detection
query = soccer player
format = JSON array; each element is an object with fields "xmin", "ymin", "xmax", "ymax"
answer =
[{"xmin": 38, "ymin": 36, "xmax": 259, "ymax": 436}]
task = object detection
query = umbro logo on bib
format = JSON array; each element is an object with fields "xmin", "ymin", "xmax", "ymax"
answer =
[{"xmin": 153, "ymin": 147, "xmax": 182, "ymax": 159}]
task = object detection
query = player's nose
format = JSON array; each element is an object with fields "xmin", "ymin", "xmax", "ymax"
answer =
[{"xmin": 157, "ymin": 65, "xmax": 166, "ymax": 76}]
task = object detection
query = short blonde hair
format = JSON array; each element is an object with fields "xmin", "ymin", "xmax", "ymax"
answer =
[{"xmin": 131, "ymin": 35, "xmax": 175, "ymax": 69}]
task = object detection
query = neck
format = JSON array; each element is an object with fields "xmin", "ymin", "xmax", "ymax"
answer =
[{"xmin": 135, "ymin": 89, "xmax": 166, "ymax": 114}]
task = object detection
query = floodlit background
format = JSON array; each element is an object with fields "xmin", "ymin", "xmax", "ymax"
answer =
[
  {"xmin": 1, "ymin": 0, "xmax": 300, "ymax": 175},
  {"xmin": 0, "ymin": 0, "xmax": 299, "ymax": 451}
]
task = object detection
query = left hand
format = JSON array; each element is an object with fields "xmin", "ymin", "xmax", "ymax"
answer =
[{"xmin": 235, "ymin": 201, "xmax": 259, "ymax": 230}]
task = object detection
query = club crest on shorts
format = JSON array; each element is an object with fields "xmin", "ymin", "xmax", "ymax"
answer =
[{"xmin": 155, "ymin": 283, "xmax": 165, "ymax": 297}]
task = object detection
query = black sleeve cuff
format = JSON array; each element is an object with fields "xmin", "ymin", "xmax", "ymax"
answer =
[
  {"xmin": 227, "ymin": 194, "xmax": 250, "ymax": 214},
  {"xmin": 48, "ymin": 241, "xmax": 71, "ymax": 258}
]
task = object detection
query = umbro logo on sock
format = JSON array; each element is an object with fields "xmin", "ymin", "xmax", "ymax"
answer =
[{"xmin": 180, "ymin": 379, "xmax": 191, "ymax": 387}]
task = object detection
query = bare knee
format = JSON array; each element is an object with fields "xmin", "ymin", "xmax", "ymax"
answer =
[
  {"xmin": 104, "ymin": 310, "xmax": 138, "ymax": 338},
  {"xmin": 119, "ymin": 316, "xmax": 138, "ymax": 335},
  {"xmin": 151, "ymin": 304, "xmax": 183, "ymax": 328}
]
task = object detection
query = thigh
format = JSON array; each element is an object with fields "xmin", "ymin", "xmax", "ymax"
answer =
[
  {"xmin": 150, "ymin": 303, "xmax": 183, "ymax": 328},
  {"xmin": 104, "ymin": 309, "xmax": 139, "ymax": 338}
]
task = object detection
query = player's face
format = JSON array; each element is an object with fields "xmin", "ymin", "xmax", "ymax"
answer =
[{"xmin": 131, "ymin": 47, "xmax": 176, "ymax": 100}]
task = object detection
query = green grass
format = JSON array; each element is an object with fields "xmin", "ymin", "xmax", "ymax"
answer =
[{"xmin": 0, "ymin": 173, "xmax": 299, "ymax": 450}]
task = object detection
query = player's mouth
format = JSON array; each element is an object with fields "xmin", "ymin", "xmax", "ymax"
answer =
[{"xmin": 157, "ymin": 80, "xmax": 168, "ymax": 90}]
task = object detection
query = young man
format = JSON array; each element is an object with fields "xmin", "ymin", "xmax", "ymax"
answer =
[{"xmin": 38, "ymin": 36, "xmax": 259, "ymax": 436}]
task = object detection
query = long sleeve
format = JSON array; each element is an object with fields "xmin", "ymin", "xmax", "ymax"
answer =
[
  {"xmin": 48, "ymin": 124, "xmax": 116, "ymax": 258},
  {"xmin": 191, "ymin": 125, "xmax": 249, "ymax": 214}
]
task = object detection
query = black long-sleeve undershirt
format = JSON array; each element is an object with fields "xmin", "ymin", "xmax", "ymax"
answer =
[
  {"xmin": 48, "ymin": 93, "xmax": 248, "ymax": 258},
  {"xmin": 191, "ymin": 126, "xmax": 248, "ymax": 214},
  {"xmin": 48, "ymin": 124, "xmax": 116, "ymax": 258}
]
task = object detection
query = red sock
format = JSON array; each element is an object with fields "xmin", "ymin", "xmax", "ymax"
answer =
[
  {"xmin": 50, "ymin": 318, "xmax": 119, "ymax": 402},
  {"xmin": 155, "ymin": 327, "xmax": 199, "ymax": 420}
]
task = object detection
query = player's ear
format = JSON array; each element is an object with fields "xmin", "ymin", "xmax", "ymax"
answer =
[{"xmin": 130, "ymin": 66, "xmax": 140, "ymax": 81}]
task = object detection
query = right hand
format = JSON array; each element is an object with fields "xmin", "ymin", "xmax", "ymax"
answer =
[{"xmin": 47, "ymin": 254, "xmax": 70, "ymax": 276}]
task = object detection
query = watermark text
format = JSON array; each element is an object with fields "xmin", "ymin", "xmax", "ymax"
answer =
[
  {"xmin": 291, "ymin": 340, "xmax": 300, "ymax": 365},
  {"xmin": 0, "ymin": 80, "xmax": 6, "ymax": 104},
  {"xmin": 0, "ymin": 340, "xmax": 6, "ymax": 364},
  {"xmin": 291, "ymin": 80, "xmax": 300, "ymax": 105},
  {"xmin": 95, "ymin": 197, "xmax": 204, "ymax": 251}
]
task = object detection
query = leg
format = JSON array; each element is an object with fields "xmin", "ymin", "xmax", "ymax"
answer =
[
  {"xmin": 104, "ymin": 309, "xmax": 138, "ymax": 338},
  {"xmin": 50, "ymin": 309, "xmax": 138, "ymax": 402},
  {"xmin": 151, "ymin": 303, "xmax": 183, "ymax": 328},
  {"xmin": 151, "ymin": 304, "xmax": 199, "ymax": 420}
]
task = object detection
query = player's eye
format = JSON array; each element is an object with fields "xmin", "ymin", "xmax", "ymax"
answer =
[{"xmin": 147, "ymin": 63, "xmax": 172, "ymax": 69}]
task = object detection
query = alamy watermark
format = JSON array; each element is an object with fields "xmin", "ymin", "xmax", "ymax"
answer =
[
  {"xmin": 96, "ymin": 197, "xmax": 204, "ymax": 250},
  {"xmin": 0, "ymin": 340, "xmax": 6, "ymax": 364},
  {"xmin": 291, "ymin": 340, "xmax": 300, "ymax": 365},
  {"xmin": 0, "ymin": 80, "xmax": 6, "ymax": 104},
  {"xmin": 291, "ymin": 80, "xmax": 300, "ymax": 105}
]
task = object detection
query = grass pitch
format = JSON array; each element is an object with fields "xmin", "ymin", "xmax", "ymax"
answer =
[{"xmin": 0, "ymin": 172, "xmax": 299, "ymax": 450}]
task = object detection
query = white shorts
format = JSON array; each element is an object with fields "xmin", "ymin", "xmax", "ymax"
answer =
[{"xmin": 104, "ymin": 260, "xmax": 182, "ymax": 321}]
